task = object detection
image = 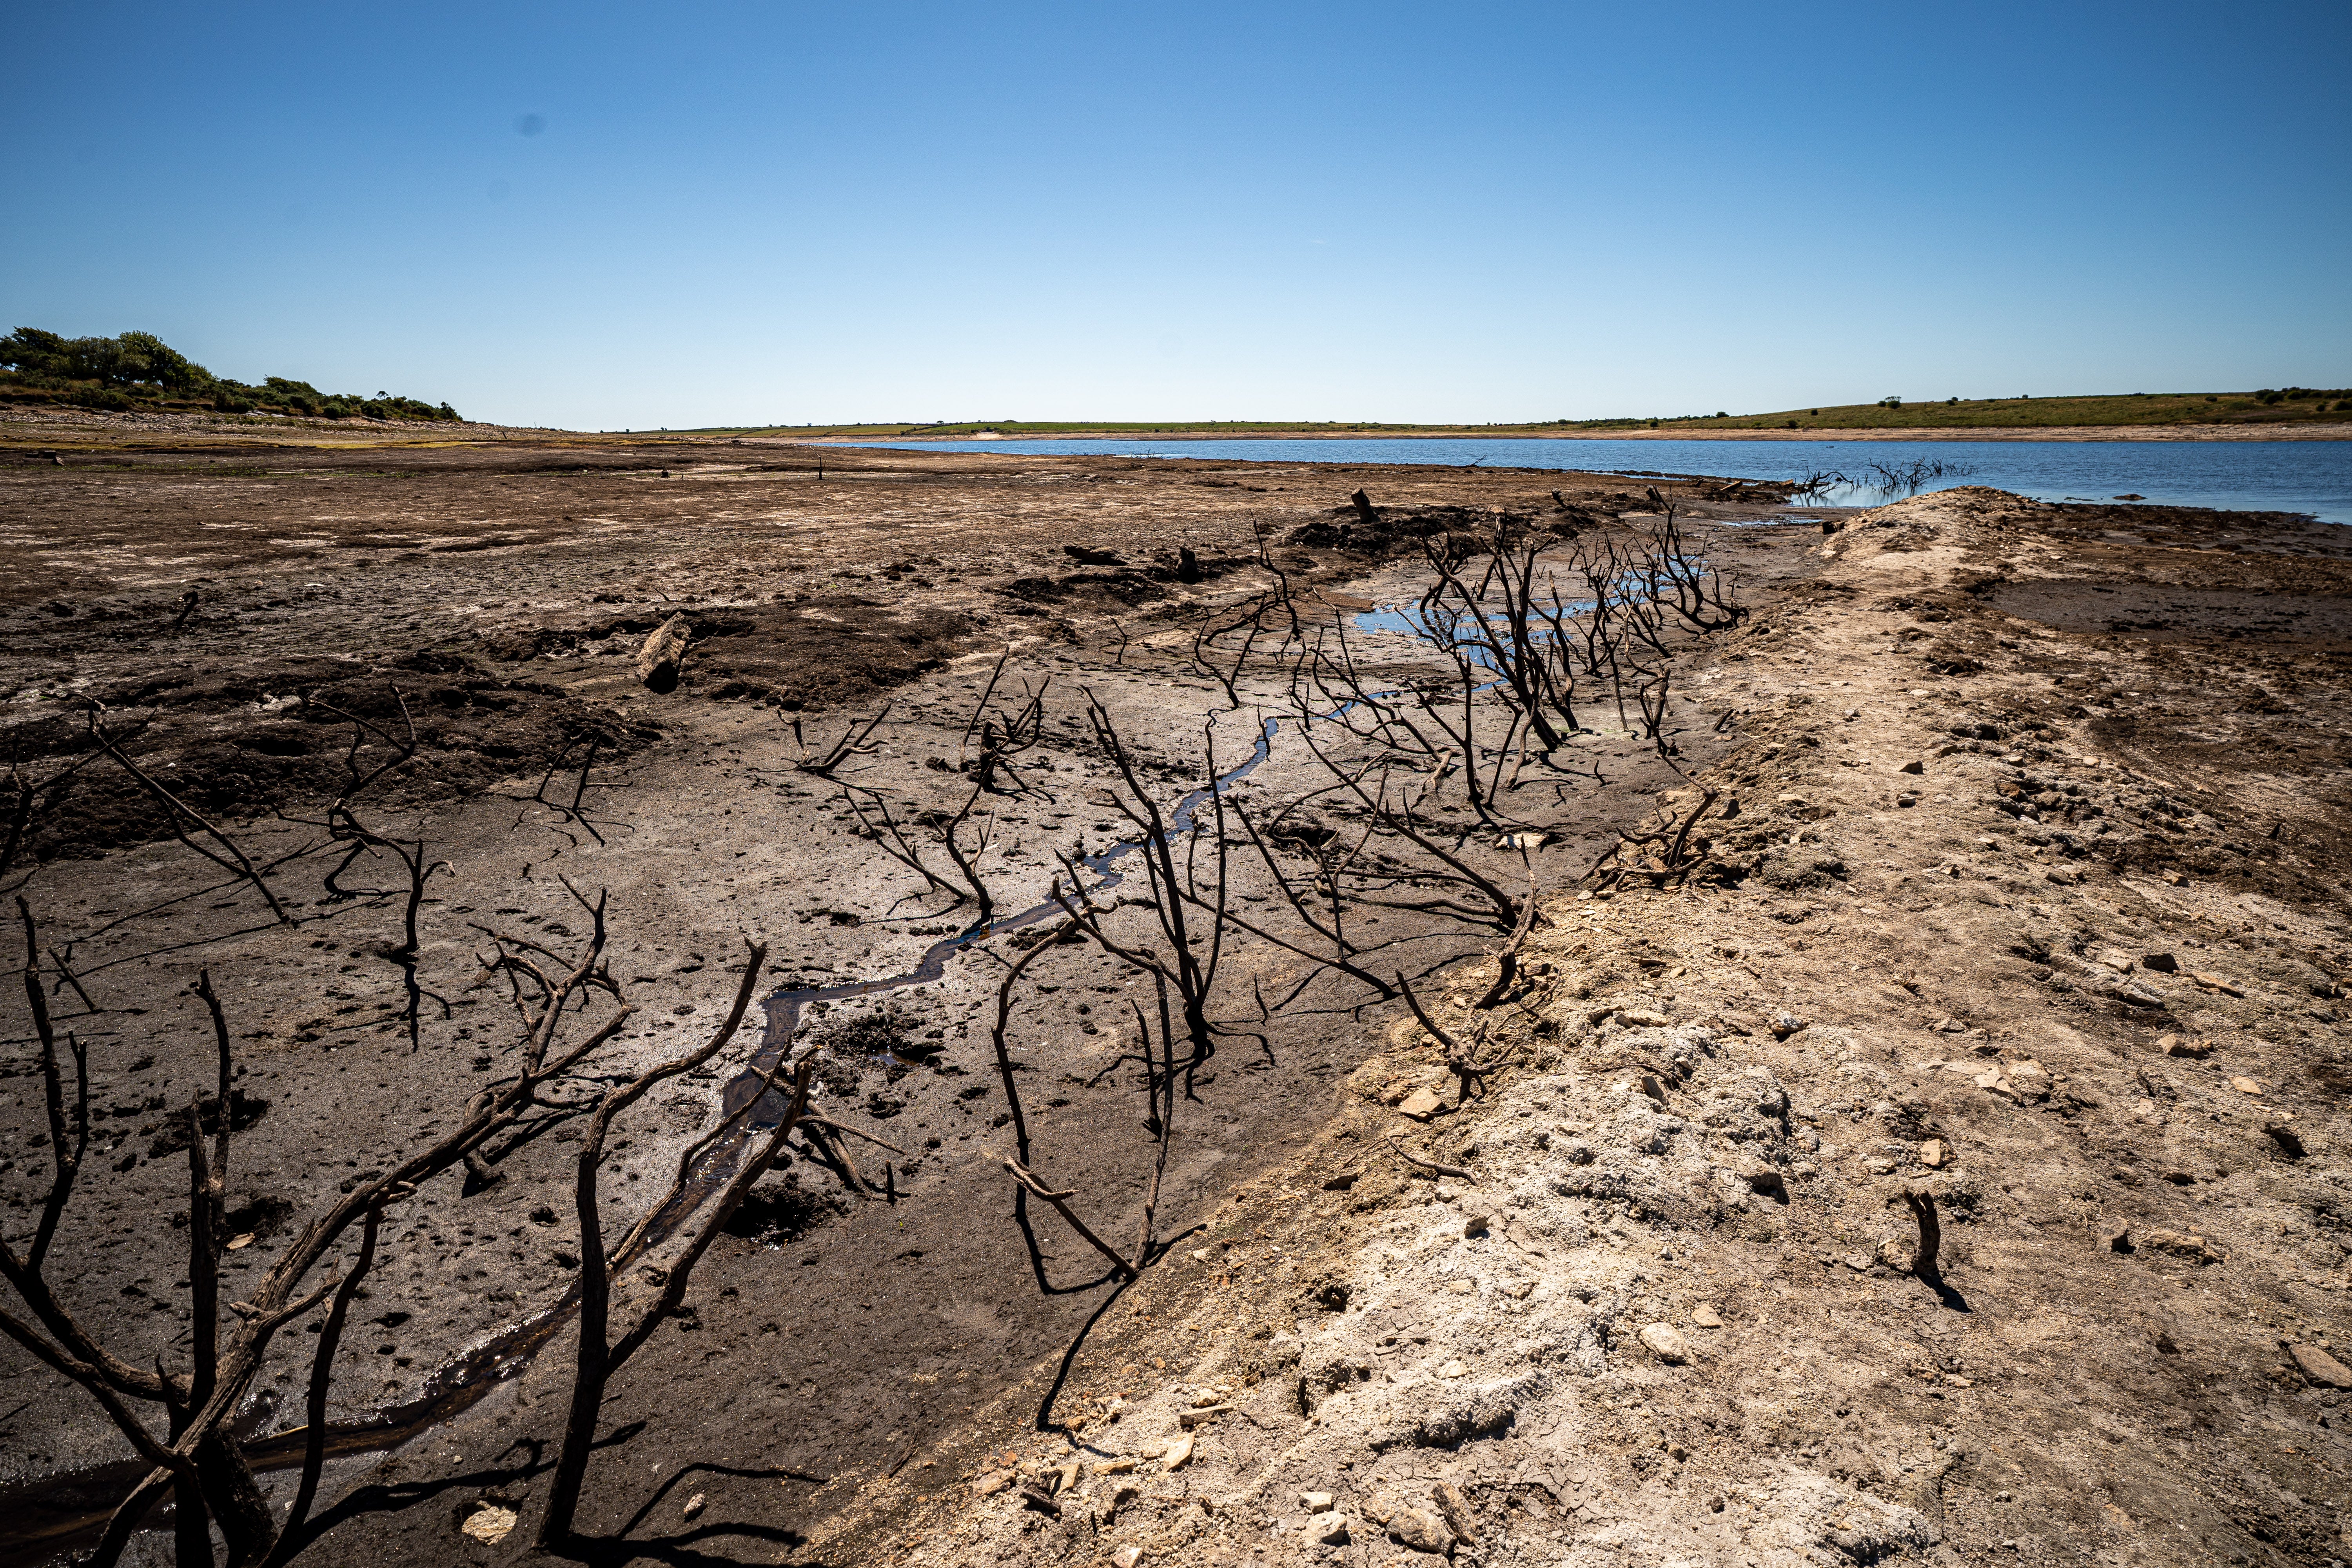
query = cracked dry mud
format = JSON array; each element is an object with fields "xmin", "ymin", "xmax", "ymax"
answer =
[{"xmin": 2, "ymin": 431, "xmax": 2348, "ymax": 1568}]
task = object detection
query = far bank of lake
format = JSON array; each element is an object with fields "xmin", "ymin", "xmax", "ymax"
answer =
[{"xmin": 861, "ymin": 436, "xmax": 2352, "ymax": 525}]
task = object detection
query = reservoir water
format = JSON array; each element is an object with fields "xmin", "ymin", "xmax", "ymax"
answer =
[{"xmin": 861, "ymin": 437, "xmax": 2352, "ymax": 525}]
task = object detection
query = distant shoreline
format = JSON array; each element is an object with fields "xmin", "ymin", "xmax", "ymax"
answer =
[{"xmin": 866, "ymin": 423, "xmax": 2352, "ymax": 445}]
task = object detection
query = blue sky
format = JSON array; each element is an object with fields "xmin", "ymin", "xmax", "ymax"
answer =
[{"xmin": 5, "ymin": 2, "xmax": 2347, "ymax": 428}]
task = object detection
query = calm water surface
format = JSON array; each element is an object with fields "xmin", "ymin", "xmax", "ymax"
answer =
[{"xmin": 860, "ymin": 437, "xmax": 2352, "ymax": 524}]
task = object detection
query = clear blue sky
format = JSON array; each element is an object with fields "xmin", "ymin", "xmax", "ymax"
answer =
[{"xmin": 5, "ymin": 2, "xmax": 2347, "ymax": 429}]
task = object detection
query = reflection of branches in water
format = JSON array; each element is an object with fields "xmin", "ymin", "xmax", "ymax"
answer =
[{"xmin": 1792, "ymin": 458, "xmax": 1976, "ymax": 502}]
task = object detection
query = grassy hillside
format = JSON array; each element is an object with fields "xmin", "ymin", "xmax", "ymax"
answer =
[
  {"xmin": 1642, "ymin": 388, "xmax": 2351, "ymax": 432},
  {"xmin": 684, "ymin": 389, "xmax": 2350, "ymax": 441}
]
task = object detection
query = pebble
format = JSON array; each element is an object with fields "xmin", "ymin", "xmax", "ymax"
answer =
[
  {"xmin": 1437, "ymin": 1359, "xmax": 1470, "ymax": 1377},
  {"xmin": 1639, "ymin": 1323, "xmax": 1690, "ymax": 1364},
  {"xmin": 2229, "ymin": 1076, "xmax": 2262, "ymax": 1096},
  {"xmin": 2288, "ymin": 1345, "xmax": 2352, "ymax": 1389},
  {"xmin": 1112, "ymin": 1547, "xmax": 1144, "ymax": 1568},
  {"xmin": 459, "ymin": 1504, "xmax": 516, "ymax": 1544},
  {"xmin": 1918, "ymin": 1139, "xmax": 1949, "ymax": 1168},
  {"xmin": 1770, "ymin": 1013, "xmax": 1808, "ymax": 1039},
  {"xmin": 1310, "ymin": 1510, "xmax": 1350, "ymax": 1545},
  {"xmin": 1301, "ymin": 1491, "xmax": 1336, "ymax": 1512},
  {"xmin": 1387, "ymin": 1506, "xmax": 1454, "ymax": 1553},
  {"xmin": 2157, "ymin": 1034, "xmax": 2210, "ymax": 1059},
  {"xmin": 1691, "ymin": 1303, "xmax": 1724, "ymax": 1328},
  {"xmin": 2191, "ymin": 970, "xmax": 2245, "ymax": 997},
  {"xmin": 1397, "ymin": 1088, "xmax": 1445, "ymax": 1120},
  {"xmin": 1162, "ymin": 1432, "xmax": 1195, "ymax": 1470},
  {"xmin": 681, "ymin": 1492, "xmax": 705, "ymax": 1521},
  {"xmin": 1432, "ymin": 1481, "xmax": 1479, "ymax": 1544}
]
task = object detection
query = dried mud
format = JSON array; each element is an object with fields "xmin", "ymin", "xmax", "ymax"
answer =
[{"xmin": 2, "ymin": 427, "xmax": 2347, "ymax": 1568}]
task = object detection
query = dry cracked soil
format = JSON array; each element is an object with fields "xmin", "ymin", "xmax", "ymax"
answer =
[{"xmin": 2, "ymin": 417, "xmax": 2348, "ymax": 1568}]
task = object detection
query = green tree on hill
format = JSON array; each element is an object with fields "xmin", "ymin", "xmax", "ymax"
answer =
[{"xmin": 0, "ymin": 326, "xmax": 462, "ymax": 421}]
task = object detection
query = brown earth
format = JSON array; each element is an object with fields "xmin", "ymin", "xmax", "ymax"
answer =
[{"xmin": 2, "ymin": 421, "xmax": 2348, "ymax": 1568}]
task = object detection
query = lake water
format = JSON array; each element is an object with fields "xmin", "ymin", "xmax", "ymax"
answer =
[{"xmin": 858, "ymin": 437, "xmax": 2352, "ymax": 524}]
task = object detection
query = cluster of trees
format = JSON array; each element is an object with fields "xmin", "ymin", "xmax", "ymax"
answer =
[
  {"xmin": 2253, "ymin": 387, "xmax": 2350, "ymax": 408},
  {"xmin": 0, "ymin": 327, "xmax": 461, "ymax": 423}
]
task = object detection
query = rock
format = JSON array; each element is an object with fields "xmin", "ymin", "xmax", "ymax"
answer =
[
  {"xmin": 2157, "ymin": 1034, "xmax": 2210, "ymax": 1059},
  {"xmin": 1619, "ymin": 1009, "xmax": 1671, "ymax": 1029},
  {"xmin": 1770, "ymin": 1012, "xmax": 1808, "ymax": 1039},
  {"xmin": 2004, "ymin": 1060, "xmax": 2051, "ymax": 1102},
  {"xmin": 1437, "ymin": 1359, "xmax": 1469, "ymax": 1377},
  {"xmin": 2142, "ymin": 1229, "xmax": 2222, "ymax": 1263},
  {"xmin": 1899, "ymin": 759, "xmax": 1925, "ymax": 774},
  {"xmin": 2142, "ymin": 952, "xmax": 2179, "ymax": 973},
  {"xmin": 2229, "ymin": 1075, "xmax": 2262, "ymax": 1096},
  {"xmin": 1918, "ymin": 1138, "xmax": 1949, "ymax": 1169},
  {"xmin": 1387, "ymin": 1506, "xmax": 1455, "ymax": 1553},
  {"xmin": 1112, "ymin": 1547, "xmax": 1145, "ymax": 1568},
  {"xmin": 459, "ymin": 1504, "xmax": 516, "ymax": 1544},
  {"xmin": 1397, "ymin": 1087, "xmax": 1446, "ymax": 1120},
  {"xmin": 1178, "ymin": 1404, "xmax": 1231, "ymax": 1427},
  {"xmin": 2190, "ymin": 970, "xmax": 2245, "ymax": 997},
  {"xmin": 1432, "ymin": 1481, "xmax": 1479, "ymax": 1544},
  {"xmin": 1862, "ymin": 1154, "xmax": 1897, "ymax": 1176},
  {"xmin": 2099, "ymin": 1221, "xmax": 2133, "ymax": 1253},
  {"xmin": 681, "ymin": 1491, "xmax": 705, "ymax": 1520},
  {"xmin": 974, "ymin": 1470, "xmax": 1014, "ymax": 1495},
  {"xmin": 1310, "ymin": 1510, "xmax": 1351, "ymax": 1545},
  {"xmin": 1161, "ymin": 1431, "xmax": 1194, "ymax": 1470},
  {"xmin": 2288, "ymin": 1344, "xmax": 2352, "ymax": 1389},
  {"xmin": 2117, "ymin": 980, "xmax": 2168, "ymax": 1008},
  {"xmin": 1301, "ymin": 1491, "xmax": 1336, "ymax": 1512},
  {"xmin": 1840, "ymin": 1250, "xmax": 1877, "ymax": 1272},
  {"xmin": 635, "ymin": 613, "xmax": 693, "ymax": 692},
  {"xmin": 1639, "ymin": 1323, "xmax": 1690, "ymax": 1364},
  {"xmin": 1091, "ymin": 1459, "xmax": 1136, "ymax": 1475},
  {"xmin": 1691, "ymin": 1302, "xmax": 1724, "ymax": 1328}
]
